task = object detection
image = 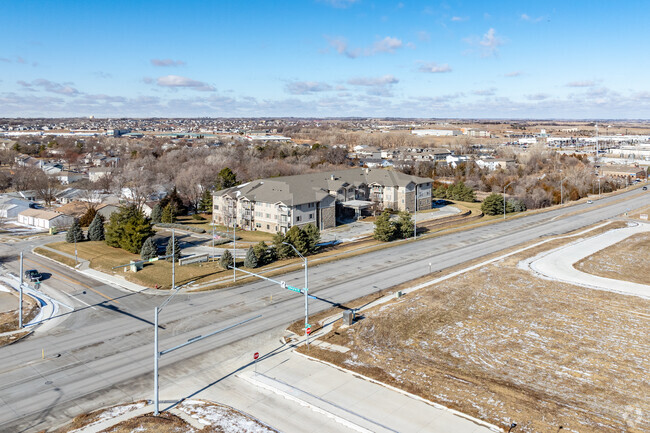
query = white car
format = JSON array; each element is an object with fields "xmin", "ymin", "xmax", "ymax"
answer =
[{"xmin": 587, "ymin": 200, "xmax": 593, "ymax": 204}]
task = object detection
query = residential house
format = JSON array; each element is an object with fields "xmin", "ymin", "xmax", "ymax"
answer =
[
  {"xmin": 0, "ymin": 197, "xmax": 34, "ymax": 219},
  {"xmin": 17, "ymin": 209, "xmax": 74, "ymax": 229},
  {"xmin": 88, "ymin": 167, "xmax": 113, "ymax": 182}
]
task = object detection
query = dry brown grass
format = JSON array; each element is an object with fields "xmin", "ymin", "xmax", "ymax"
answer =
[
  {"xmin": 298, "ymin": 221, "xmax": 649, "ymax": 433},
  {"xmin": 97, "ymin": 412, "xmax": 187, "ymax": 433},
  {"xmin": 50, "ymin": 401, "xmax": 148, "ymax": 433},
  {"xmin": 0, "ymin": 330, "xmax": 30, "ymax": 346},
  {"xmin": 34, "ymin": 247, "xmax": 77, "ymax": 268},
  {"xmin": 575, "ymin": 232, "xmax": 650, "ymax": 285}
]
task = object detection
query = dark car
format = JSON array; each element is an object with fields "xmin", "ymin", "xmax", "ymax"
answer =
[
  {"xmin": 643, "ymin": 186, "xmax": 648, "ymax": 191},
  {"xmin": 24, "ymin": 270, "xmax": 42, "ymax": 282}
]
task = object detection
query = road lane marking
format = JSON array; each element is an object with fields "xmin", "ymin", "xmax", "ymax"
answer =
[{"xmin": 25, "ymin": 257, "xmax": 120, "ymax": 304}]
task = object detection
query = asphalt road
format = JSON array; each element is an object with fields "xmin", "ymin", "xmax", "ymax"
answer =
[{"xmin": 1, "ymin": 188, "xmax": 649, "ymax": 432}]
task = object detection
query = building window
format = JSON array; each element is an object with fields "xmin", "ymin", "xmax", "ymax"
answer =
[
  {"xmin": 296, "ymin": 216, "xmax": 301, "ymax": 222},
  {"xmin": 214, "ymin": 205, "xmax": 219, "ymax": 210},
  {"xmin": 256, "ymin": 223, "xmax": 261, "ymax": 228},
  {"xmin": 266, "ymin": 224, "xmax": 270, "ymax": 229},
  {"xmin": 266, "ymin": 213, "xmax": 271, "ymax": 218},
  {"xmin": 309, "ymin": 213, "xmax": 313, "ymax": 219}
]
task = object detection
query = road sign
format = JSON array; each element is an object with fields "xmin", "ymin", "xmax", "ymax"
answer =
[
  {"xmin": 306, "ymin": 327, "xmax": 312, "ymax": 335},
  {"xmin": 254, "ymin": 352, "xmax": 259, "ymax": 360}
]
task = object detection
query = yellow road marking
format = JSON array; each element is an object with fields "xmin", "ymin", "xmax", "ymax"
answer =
[{"xmin": 25, "ymin": 257, "xmax": 120, "ymax": 304}]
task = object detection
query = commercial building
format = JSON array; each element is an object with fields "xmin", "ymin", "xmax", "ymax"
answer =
[{"xmin": 213, "ymin": 168, "xmax": 432, "ymax": 234}]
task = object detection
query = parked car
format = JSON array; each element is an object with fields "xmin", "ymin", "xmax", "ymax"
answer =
[
  {"xmin": 587, "ymin": 200, "xmax": 593, "ymax": 204},
  {"xmin": 24, "ymin": 270, "xmax": 42, "ymax": 282},
  {"xmin": 643, "ymin": 186, "xmax": 648, "ymax": 191}
]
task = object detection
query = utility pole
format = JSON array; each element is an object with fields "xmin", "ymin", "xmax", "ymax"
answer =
[
  {"xmin": 171, "ymin": 229, "xmax": 175, "ymax": 291},
  {"xmin": 19, "ymin": 252, "xmax": 23, "ymax": 329},
  {"xmin": 212, "ymin": 224, "xmax": 215, "ymax": 262},
  {"xmin": 74, "ymin": 235, "xmax": 78, "ymax": 266}
]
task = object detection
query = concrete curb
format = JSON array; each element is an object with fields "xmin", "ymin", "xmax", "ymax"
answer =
[{"xmin": 294, "ymin": 351, "xmax": 501, "ymax": 432}]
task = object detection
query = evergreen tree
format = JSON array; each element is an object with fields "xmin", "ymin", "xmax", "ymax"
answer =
[
  {"xmin": 219, "ymin": 249, "xmax": 232, "ymax": 270},
  {"xmin": 150, "ymin": 203, "xmax": 162, "ymax": 223},
  {"xmin": 198, "ymin": 189, "xmax": 213, "ymax": 214},
  {"xmin": 396, "ymin": 211, "xmax": 414, "ymax": 239},
  {"xmin": 285, "ymin": 226, "xmax": 309, "ymax": 256},
  {"xmin": 87, "ymin": 213, "xmax": 105, "ymax": 241},
  {"xmin": 253, "ymin": 241, "xmax": 269, "ymax": 266},
  {"xmin": 66, "ymin": 219, "xmax": 85, "ymax": 243},
  {"xmin": 161, "ymin": 203, "xmax": 177, "ymax": 223},
  {"xmin": 244, "ymin": 246, "xmax": 258, "ymax": 268},
  {"xmin": 481, "ymin": 193, "xmax": 505, "ymax": 216},
  {"xmin": 302, "ymin": 223, "xmax": 320, "ymax": 254},
  {"xmin": 215, "ymin": 167, "xmax": 238, "ymax": 190},
  {"xmin": 165, "ymin": 235, "xmax": 181, "ymax": 262},
  {"xmin": 105, "ymin": 205, "xmax": 154, "ymax": 253},
  {"xmin": 272, "ymin": 232, "xmax": 293, "ymax": 259},
  {"xmin": 160, "ymin": 186, "xmax": 187, "ymax": 215},
  {"xmin": 79, "ymin": 207, "xmax": 97, "ymax": 227},
  {"xmin": 140, "ymin": 237, "xmax": 158, "ymax": 260},
  {"xmin": 373, "ymin": 211, "xmax": 395, "ymax": 242}
]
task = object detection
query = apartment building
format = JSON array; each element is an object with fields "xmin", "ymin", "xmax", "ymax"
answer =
[{"xmin": 213, "ymin": 168, "xmax": 433, "ymax": 234}]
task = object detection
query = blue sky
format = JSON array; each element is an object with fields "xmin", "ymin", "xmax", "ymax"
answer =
[{"xmin": 2, "ymin": 0, "xmax": 649, "ymax": 118}]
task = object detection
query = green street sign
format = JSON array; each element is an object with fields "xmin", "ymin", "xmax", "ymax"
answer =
[
  {"xmin": 286, "ymin": 285, "xmax": 301, "ymax": 293},
  {"xmin": 305, "ymin": 323, "xmax": 310, "ymax": 329}
]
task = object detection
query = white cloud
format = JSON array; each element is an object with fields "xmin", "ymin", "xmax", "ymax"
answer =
[
  {"xmin": 151, "ymin": 58, "xmax": 186, "ymax": 67},
  {"xmin": 464, "ymin": 28, "xmax": 505, "ymax": 57},
  {"xmin": 520, "ymin": 13, "xmax": 545, "ymax": 23},
  {"xmin": 325, "ymin": 35, "xmax": 403, "ymax": 58},
  {"xmin": 372, "ymin": 36, "xmax": 403, "ymax": 54},
  {"xmin": 566, "ymin": 80, "xmax": 597, "ymax": 88},
  {"xmin": 505, "ymin": 71, "xmax": 523, "ymax": 77},
  {"xmin": 285, "ymin": 81, "xmax": 333, "ymax": 95},
  {"xmin": 156, "ymin": 75, "xmax": 215, "ymax": 91},
  {"xmin": 418, "ymin": 62, "xmax": 452, "ymax": 73},
  {"xmin": 18, "ymin": 79, "xmax": 80, "ymax": 96},
  {"xmin": 348, "ymin": 75, "xmax": 399, "ymax": 86},
  {"xmin": 472, "ymin": 88, "xmax": 496, "ymax": 96},
  {"xmin": 451, "ymin": 16, "xmax": 468, "ymax": 22},
  {"xmin": 348, "ymin": 74, "xmax": 398, "ymax": 97},
  {"xmin": 318, "ymin": 0, "xmax": 359, "ymax": 8},
  {"xmin": 479, "ymin": 28, "xmax": 504, "ymax": 55},
  {"xmin": 526, "ymin": 93, "xmax": 550, "ymax": 100}
]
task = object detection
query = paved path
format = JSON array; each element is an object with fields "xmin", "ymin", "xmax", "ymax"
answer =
[{"xmin": 523, "ymin": 221, "xmax": 650, "ymax": 298}]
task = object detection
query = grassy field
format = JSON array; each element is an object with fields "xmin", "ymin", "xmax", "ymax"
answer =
[
  {"xmin": 173, "ymin": 215, "xmax": 275, "ymax": 242},
  {"xmin": 44, "ymin": 241, "xmax": 233, "ymax": 289},
  {"xmin": 299, "ymin": 223, "xmax": 649, "ymax": 433},
  {"xmin": 575, "ymin": 231, "xmax": 650, "ymax": 285}
]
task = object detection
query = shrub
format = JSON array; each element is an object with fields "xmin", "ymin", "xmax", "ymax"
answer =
[
  {"xmin": 105, "ymin": 205, "xmax": 154, "ymax": 254},
  {"xmin": 140, "ymin": 237, "xmax": 157, "ymax": 260},
  {"xmin": 244, "ymin": 246, "xmax": 258, "ymax": 268},
  {"xmin": 79, "ymin": 207, "xmax": 97, "ymax": 227},
  {"xmin": 219, "ymin": 249, "xmax": 232, "ymax": 270},
  {"xmin": 165, "ymin": 235, "xmax": 181, "ymax": 262}
]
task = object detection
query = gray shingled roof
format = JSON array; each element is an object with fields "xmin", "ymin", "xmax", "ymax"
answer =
[{"xmin": 216, "ymin": 168, "xmax": 432, "ymax": 206}]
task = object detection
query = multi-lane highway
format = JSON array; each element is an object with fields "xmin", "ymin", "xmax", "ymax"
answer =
[{"xmin": 1, "ymin": 188, "xmax": 648, "ymax": 432}]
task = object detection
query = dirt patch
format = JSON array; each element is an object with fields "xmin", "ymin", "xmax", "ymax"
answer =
[
  {"xmin": 298, "ymin": 223, "xmax": 649, "ymax": 433},
  {"xmin": 97, "ymin": 412, "xmax": 188, "ymax": 433},
  {"xmin": 574, "ymin": 232, "xmax": 650, "ymax": 285}
]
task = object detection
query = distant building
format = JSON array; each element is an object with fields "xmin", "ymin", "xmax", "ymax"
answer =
[
  {"xmin": 88, "ymin": 167, "xmax": 113, "ymax": 182},
  {"xmin": 0, "ymin": 197, "xmax": 33, "ymax": 219},
  {"xmin": 600, "ymin": 165, "xmax": 646, "ymax": 180},
  {"xmin": 411, "ymin": 129, "xmax": 462, "ymax": 137}
]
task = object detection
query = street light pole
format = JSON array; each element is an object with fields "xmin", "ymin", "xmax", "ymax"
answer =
[
  {"xmin": 154, "ymin": 306, "xmax": 159, "ymax": 415},
  {"xmin": 19, "ymin": 252, "xmax": 23, "ymax": 329},
  {"xmin": 503, "ymin": 182, "xmax": 513, "ymax": 220},
  {"xmin": 413, "ymin": 184, "xmax": 417, "ymax": 240},
  {"xmin": 283, "ymin": 242, "xmax": 309, "ymax": 346},
  {"xmin": 74, "ymin": 235, "xmax": 78, "ymax": 266},
  {"xmin": 171, "ymin": 229, "xmax": 175, "ymax": 291},
  {"xmin": 233, "ymin": 220, "xmax": 236, "ymax": 282}
]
